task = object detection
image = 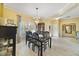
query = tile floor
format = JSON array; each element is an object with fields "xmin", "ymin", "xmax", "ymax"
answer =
[{"xmin": 16, "ymin": 37, "xmax": 79, "ymax": 56}]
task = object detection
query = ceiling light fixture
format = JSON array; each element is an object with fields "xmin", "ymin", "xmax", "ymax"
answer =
[
  {"xmin": 33, "ymin": 7, "xmax": 40, "ymax": 24},
  {"xmin": 55, "ymin": 17, "xmax": 61, "ymax": 20}
]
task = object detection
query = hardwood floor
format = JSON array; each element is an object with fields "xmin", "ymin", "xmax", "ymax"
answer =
[{"xmin": 16, "ymin": 37, "xmax": 79, "ymax": 56}]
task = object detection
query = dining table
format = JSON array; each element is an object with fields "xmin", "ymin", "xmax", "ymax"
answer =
[{"xmin": 26, "ymin": 33, "xmax": 52, "ymax": 56}]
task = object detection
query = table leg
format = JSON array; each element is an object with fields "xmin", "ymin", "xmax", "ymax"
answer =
[
  {"xmin": 40, "ymin": 42, "xmax": 43, "ymax": 56},
  {"xmin": 50, "ymin": 38, "xmax": 51, "ymax": 48},
  {"xmin": 26, "ymin": 38, "xmax": 27, "ymax": 45},
  {"xmin": 48, "ymin": 39, "xmax": 50, "ymax": 47},
  {"xmin": 12, "ymin": 37, "xmax": 16, "ymax": 56},
  {"xmin": 38, "ymin": 47, "xmax": 40, "ymax": 56}
]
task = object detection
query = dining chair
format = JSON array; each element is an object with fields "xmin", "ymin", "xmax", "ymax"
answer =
[
  {"xmin": 26, "ymin": 31, "xmax": 32, "ymax": 48},
  {"xmin": 43, "ymin": 31, "xmax": 50, "ymax": 50},
  {"xmin": 32, "ymin": 32, "xmax": 39, "ymax": 52},
  {"xmin": 32, "ymin": 31, "xmax": 49, "ymax": 54}
]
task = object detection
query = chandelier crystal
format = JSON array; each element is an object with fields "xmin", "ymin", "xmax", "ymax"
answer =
[{"xmin": 33, "ymin": 7, "xmax": 40, "ymax": 24}]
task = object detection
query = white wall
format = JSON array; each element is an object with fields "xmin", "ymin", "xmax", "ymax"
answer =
[{"xmin": 50, "ymin": 20, "xmax": 59, "ymax": 37}]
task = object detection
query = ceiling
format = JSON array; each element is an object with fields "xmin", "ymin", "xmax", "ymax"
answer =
[{"xmin": 4, "ymin": 3, "xmax": 79, "ymax": 19}]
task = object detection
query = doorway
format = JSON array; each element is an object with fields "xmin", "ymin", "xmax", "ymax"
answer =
[{"xmin": 37, "ymin": 23, "xmax": 45, "ymax": 31}]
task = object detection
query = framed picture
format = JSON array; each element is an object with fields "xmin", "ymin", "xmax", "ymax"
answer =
[
  {"xmin": 7, "ymin": 19, "xmax": 15, "ymax": 25},
  {"xmin": 62, "ymin": 23, "xmax": 76, "ymax": 37},
  {"xmin": 65, "ymin": 25, "xmax": 72, "ymax": 34}
]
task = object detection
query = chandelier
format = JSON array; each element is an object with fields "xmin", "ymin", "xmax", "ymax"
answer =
[{"xmin": 33, "ymin": 8, "xmax": 40, "ymax": 24}]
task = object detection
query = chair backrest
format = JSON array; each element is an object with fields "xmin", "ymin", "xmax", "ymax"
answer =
[
  {"xmin": 26, "ymin": 31, "xmax": 32, "ymax": 37},
  {"xmin": 43, "ymin": 31, "xmax": 50, "ymax": 38},
  {"xmin": 32, "ymin": 32, "xmax": 39, "ymax": 39}
]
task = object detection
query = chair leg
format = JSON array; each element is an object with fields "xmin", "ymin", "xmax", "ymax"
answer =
[
  {"xmin": 26, "ymin": 37, "xmax": 28, "ymax": 45},
  {"xmin": 32, "ymin": 44, "xmax": 35, "ymax": 52},
  {"xmin": 28, "ymin": 42, "xmax": 30, "ymax": 48},
  {"xmin": 26, "ymin": 39, "xmax": 27, "ymax": 45},
  {"xmin": 38, "ymin": 47, "xmax": 40, "ymax": 56},
  {"xmin": 44, "ymin": 44, "xmax": 47, "ymax": 51},
  {"xmin": 48, "ymin": 40, "xmax": 50, "ymax": 47}
]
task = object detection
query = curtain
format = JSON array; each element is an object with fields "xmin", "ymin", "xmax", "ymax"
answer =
[{"xmin": 16, "ymin": 16, "xmax": 25, "ymax": 43}]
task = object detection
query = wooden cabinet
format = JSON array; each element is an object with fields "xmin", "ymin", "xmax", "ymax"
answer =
[{"xmin": 0, "ymin": 26, "xmax": 17, "ymax": 56}]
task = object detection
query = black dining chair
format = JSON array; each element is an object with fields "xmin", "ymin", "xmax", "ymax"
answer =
[
  {"xmin": 26, "ymin": 31, "xmax": 32, "ymax": 48},
  {"xmin": 32, "ymin": 31, "xmax": 50, "ymax": 55},
  {"xmin": 43, "ymin": 31, "xmax": 50, "ymax": 50},
  {"xmin": 37, "ymin": 31, "xmax": 50, "ymax": 51}
]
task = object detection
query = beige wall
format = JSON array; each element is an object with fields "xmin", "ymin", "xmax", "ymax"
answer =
[
  {"xmin": 1, "ymin": 3, "xmax": 79, "ymax": 38},
  {"xmin": 59, "ymin": 17, "xmax": 79, "ymax": 37},
  {"xmin": 41, "ymin": 19, "xmax": 52, "ymax": 31},
  {"xmin": 0, "ymin": 3, "xmax": 3, "ymax": 17},
  {"xmin": 40, "ymin": 18, "xmax": 60, "ymax": 37},
  {"xmin": 43, "ymin": 17, "xmax": 79, "ymax": 37},
  {"xmin": 3, "ymin": 7, "xmax": 18, "ymax": 26},
  {"xmin": 0, "ymin": 4, "xmax": 32, "ymax": 28},
  {"xmin": 0, "ymin": 3, "xmax": 3, "ymax": 25}
]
